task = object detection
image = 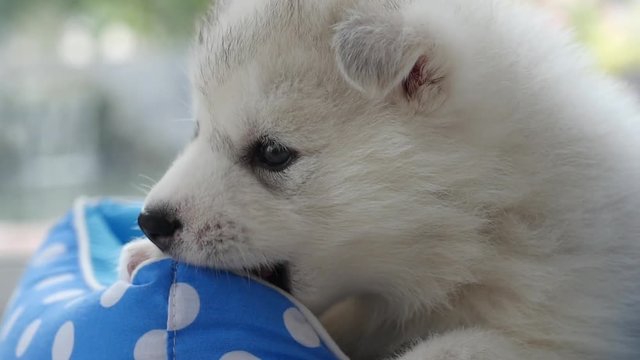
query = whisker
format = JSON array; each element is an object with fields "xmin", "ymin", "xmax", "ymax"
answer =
[
  {"xmin": 138, "ymin": 174, "xmax": 158, "ymax": 185},
  {"xmin": 131, "ymin": 183, "xmax": 150, "ymax": 196},
  {"xmin": 140, "ymin": 182, "xmax": 154, "ymax": 191}
]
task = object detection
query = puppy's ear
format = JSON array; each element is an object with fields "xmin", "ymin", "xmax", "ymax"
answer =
[{"xmin": 333, "ymin": 8, "xmax": 446, "ymax": 102}]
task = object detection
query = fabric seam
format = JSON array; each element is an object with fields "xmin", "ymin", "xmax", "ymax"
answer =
[
  {"xmin": 72, "ymin": 197, "xmax": 106, "ymax": 290},
  {"xmin": 169, "ymin": 261, "xmax": 178, "ymax": 360}
]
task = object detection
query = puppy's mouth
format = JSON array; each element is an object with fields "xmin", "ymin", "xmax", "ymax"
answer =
[{"xmin": 247, "ymin": 263, "xmax": 291, "ymax": 293}]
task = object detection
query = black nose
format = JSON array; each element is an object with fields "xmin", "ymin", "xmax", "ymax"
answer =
[{"xmin": 137, "ymin": 210, "xmax": 181, "ymax": 252}]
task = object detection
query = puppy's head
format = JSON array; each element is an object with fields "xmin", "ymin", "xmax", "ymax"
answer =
[{"xmin": 140, "ymin": 0, "xmax": 488, "ymax": 313}]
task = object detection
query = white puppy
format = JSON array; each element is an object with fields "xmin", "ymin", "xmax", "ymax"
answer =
[{"xmin": 122, "ymin": 0, "xmax": 640, "ymax": 359}]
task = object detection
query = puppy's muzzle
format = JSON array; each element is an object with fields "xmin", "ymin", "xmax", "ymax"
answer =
[{"xmin": 138, "ymin": 209, "xmax": 181, "ymax": 252}]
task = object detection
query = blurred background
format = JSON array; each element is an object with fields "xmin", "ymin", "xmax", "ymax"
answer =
[{"xmin": 0, "ymin": 0, "xmax": 639, "ymax": 311}]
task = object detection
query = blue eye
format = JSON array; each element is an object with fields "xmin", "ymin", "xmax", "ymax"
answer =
[{"xmin": 256, "ymin": 140, "xmax": 296, "ymax": 171}]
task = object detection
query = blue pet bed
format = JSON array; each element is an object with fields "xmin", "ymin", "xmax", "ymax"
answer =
[{"xmin": 0, "ymin": 198, "xmax": 347, "ymax": 360}]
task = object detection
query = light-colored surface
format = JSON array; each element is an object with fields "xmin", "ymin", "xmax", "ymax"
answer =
[
  {"xmin": 0, "ymin": 223, "xmax": 46, "ymax": 314},
  {"xmin": 0, "ymin": 255, "xmax": 29, "ymax": 314},
  {"xmin": 0, "ymin": 223, "xmax": 49, "ymax": 255}
]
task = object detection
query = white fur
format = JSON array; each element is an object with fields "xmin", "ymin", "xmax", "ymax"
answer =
[
  {"xmin": 125, "ymin": 0, "xmax": 640, "ymax": 359},
  {"xmin": 119, "ymin": 238, "xmax": 167, "ymax": 282}
]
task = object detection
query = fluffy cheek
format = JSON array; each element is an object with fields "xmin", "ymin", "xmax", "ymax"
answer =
[
  {"xmin": 288, "ymin": 261, "xmax": 360, "ymax": 314},
  {"xmin": 167, "ymin": 215, "xmax": 255, "ymax": 268},
  {"xmin": 265, "ymin": 203, "xmax": 382, "ymax": 312},
  {"xmin": 160, "ymin": 180, "xmax": 312, "ymax": 270},
  {"xmin": 277, "ymin": 154, "xmax": 433, "ymax": 310}
]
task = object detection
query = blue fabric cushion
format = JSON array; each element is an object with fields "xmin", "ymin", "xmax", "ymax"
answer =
[{"xmin": 0, "ymin": 198, "xmax": 346, "ymax": 360}]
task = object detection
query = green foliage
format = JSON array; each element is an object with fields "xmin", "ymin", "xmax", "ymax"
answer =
[
  {"xmin": 0, "ymin": 0, "xmax": 211, "ymax": 40},
  {"xmin": 0, "ymin": 0, "xmax": 637, "ymax": 71},
  {"xmin": 568, "ymin": 1, "xmax": 640, "ymax": 73}
]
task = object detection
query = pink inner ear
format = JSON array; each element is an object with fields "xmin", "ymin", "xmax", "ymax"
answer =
[{"xmin": 402, "ymin": 55, "xmax": 430, "ymax": 98}]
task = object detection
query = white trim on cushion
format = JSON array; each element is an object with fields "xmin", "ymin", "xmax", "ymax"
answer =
[
  {"xmin": 70, "ymin": 197, "xmax": 349, "ymax": 359},
  {"xmin": 73, "ymin": 197, "xmax": 105, "ymax": 291}
]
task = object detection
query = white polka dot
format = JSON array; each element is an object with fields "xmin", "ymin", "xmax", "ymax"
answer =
[
  {"xmin": 1, "ymin": 306, "xmax": 25, "ymax": 341},
  {"xmin": 63, "ymin": 297, "xmax": 84, "ymax": 309},
  {"xmin": 167, "ymin": 283, "xmax": 200, "ymax": 331},
  {"xmin": 220, "ymin": 351, "xmax": 261, "ymax": 360},
  {"xmin": 100, "ymin": 281, "xmax": 130, "ymax": 308},
  {"xmin": 43, "ymin": 289, "xmax": 85, "ymax": 305},
  {"xmin": 134, "ymin": 330, "xmax": 166, "ymax": 360},
  {"xmin": 15, "ymin": 318, "xmax": 41, "ymax": 358},
  {"xmin": 52, "ymin": 321, "xmax": 74, "ymax": 360},
  {"xmin": 34, "ymin": 274, "xmax": 75, "ymax": 291},
  {"xmin": 32, "ymin": 244, "xmax": 67, "ymax": 266},
  {"xmin": 283, "ymin": 307, "xmax": 321, "ymax": 348}
]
